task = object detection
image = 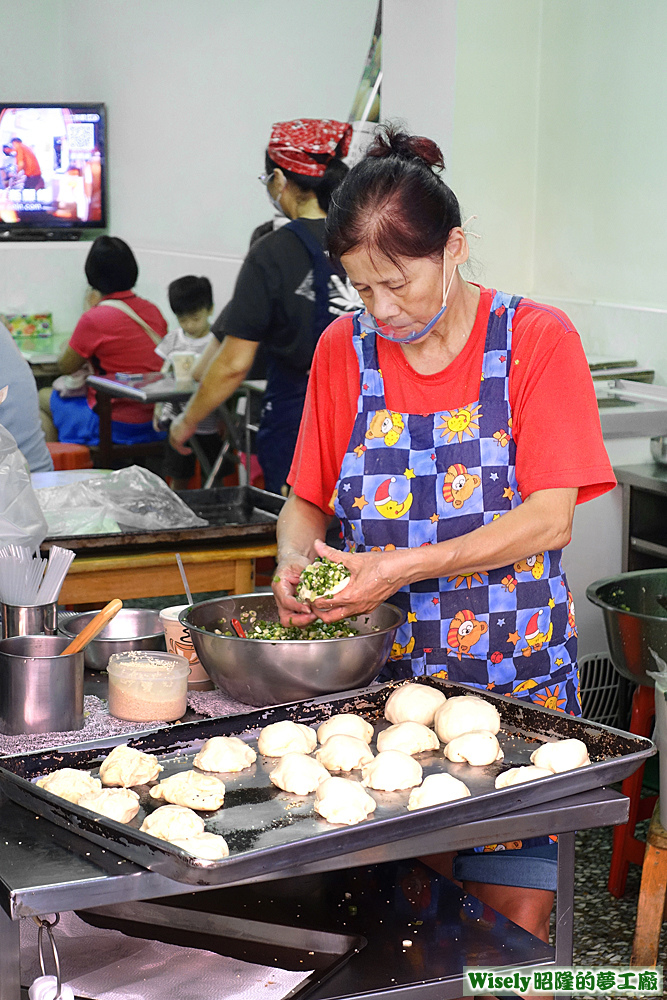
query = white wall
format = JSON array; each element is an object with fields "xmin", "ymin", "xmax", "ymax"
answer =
[
  {"xmin": 0, "ymin": 0, "xmax": 378, "ymax": 331},
  {"xmin": 452, "ymin": 0, "xmax": 667, "ymax": 383}
]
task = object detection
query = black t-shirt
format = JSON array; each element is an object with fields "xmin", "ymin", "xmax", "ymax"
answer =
[{"xmin": 212, "ymin": 218, "xmax": 360, "ymax": 375}]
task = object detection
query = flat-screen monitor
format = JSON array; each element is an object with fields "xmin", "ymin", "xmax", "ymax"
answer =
[{"xmin": 0, "ymin": 103, "xmax": 106, "ymax": 239}]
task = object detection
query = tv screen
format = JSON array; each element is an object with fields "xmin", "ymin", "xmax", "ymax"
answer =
[{"xmin": 0, "ymin": 103, "xmax": 106, "ymax": 236}]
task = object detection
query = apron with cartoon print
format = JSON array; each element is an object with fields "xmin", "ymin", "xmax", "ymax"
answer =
[
  {"xmin": 332, "ymin": 291, "xmax": 579, "ymax": 855},
  {"xmin": 333, "ymin": 290, "xmax": 579, "ymax": 709}
]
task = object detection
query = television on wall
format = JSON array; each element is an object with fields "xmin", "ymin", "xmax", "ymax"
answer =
[{"xmin": 0, "ymin": 103, "xmax": 106, "ymax": 240}]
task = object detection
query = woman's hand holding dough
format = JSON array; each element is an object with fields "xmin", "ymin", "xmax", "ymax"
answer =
[
  {"xmin": 308, "ymin": 540, "xmax": 412, "ymax": 622},
  {"xmin": 271, "ymin": 552, "xmax": 318, "ymax": 626}
]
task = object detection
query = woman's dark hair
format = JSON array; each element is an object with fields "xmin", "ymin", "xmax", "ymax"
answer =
[
  {"xmin": 326, "ymin": 125, "xmax": 461, "ymax": 266},
  {"xmin": 265, "ymin": 150, "xmax": 348, "ymax": 213},
  {"xmin": 84, "ymin": 235, "xmax": 138, "ymax": 294},
  {"xmin": 168, "ymin": 275, "xmax": 213, "ymax": 316}
]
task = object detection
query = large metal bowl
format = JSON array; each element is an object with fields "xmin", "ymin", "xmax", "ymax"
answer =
[
  {"xmin": 181, "ymin": 593, "xmax": 406, "ymax": 705},
  {"xmin": 59, "ymin": 608, "xmax": 166, "ymax": 671},
  {"xmin": 586, "ymin": 569, "xmax": 667, "ymax": 686}
]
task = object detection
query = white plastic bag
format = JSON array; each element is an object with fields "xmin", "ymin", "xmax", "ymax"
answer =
[
  {"xmin": 34, "ymin": 465, "xmax": 208, "ymax": 538},
  {"xmin": 0, "ymin": 423, "xmax": 48, "ymax": 550}
]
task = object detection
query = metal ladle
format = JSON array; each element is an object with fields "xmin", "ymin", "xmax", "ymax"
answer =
[{"xmin": 60, "ymin": 599, "xmax": 123, "ymax": 656}]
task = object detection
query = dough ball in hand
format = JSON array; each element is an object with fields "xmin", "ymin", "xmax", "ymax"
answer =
[
  {"xmin": 194, "ymin": 736, "xmax": 257, "ymax": 773},
  {"xmin": 434, "ymin": 695, "xmax": 501, "ymax": 743},
  {"xmin": 99, "ymin": 745, "xmax": 162, "ymax": 787},
  {"xmin": 384, "ymin": 683, "xmax": 447, "ymax": 727},
  {"xmin": 530, "ymin": 738, "xmax": 590, "ymax": 773},
  {"xmin": 495, "ymin": 765, "xmax": 553, "ymax": 789},
  {"xmin": 314, "ymin": 776, "xmax": 376, "ymax": 825},
  {"xmin": 170, "ymin": 832, "xmax": 230, "ymax": 860},
  {"xmin": 407, "ymin": 772, "xmax": 471, "ymax": 810},
  {"xmin": 444, "ymin": 730, "xmax": 504, "ymax": 766},
  {"xmin": 36, "ymin": 768, "xmax": 102, "ymax": 804},
  {"xmin": 317, "ymin": 714, "xmax": 374, "ymax": 745},
  {"xmin": 376, "ymin": 721, "xmax": 439, "ymax": 755},
  {"xmin": 361, "ymin": 750, "xmax": 423, "ymax": 791},
  {"xmin": 149, "ymin": 770, "xmax": 226, "ymax": 810},
  {"xmin": 258, "ymin": 720, "xmax": 317, "ymax": 757},
  {"xmin": 316, "ymin": 734, "xmax": 374, "ymax": 772},
  {"xmin": 269, "ymin": 752, "xmax": 330, "ymax": 795},
  {"xmin": 141, "ymin": 803, "xmax": 205, "ymax": 840},
  {"xmin": 78, "ymin": 787, "xmax": 140, "ymax": 824}
]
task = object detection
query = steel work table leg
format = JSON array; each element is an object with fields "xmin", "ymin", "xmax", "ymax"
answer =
[
  {"xmin": 0, "ymin": 905, "xmax": 21, "ymax": 1000},
  {"xmin": 555, "ymin": 831, "xmax": 575, "ymax": 966}
]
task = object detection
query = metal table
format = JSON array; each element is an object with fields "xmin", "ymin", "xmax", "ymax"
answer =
[
  {"xmin": 0, "ymin": 785, "xmax": 629, "ymax": 1000},
  {"xmin": 86, "ymin": 373, "xmax": 260, "ymax": 486}
]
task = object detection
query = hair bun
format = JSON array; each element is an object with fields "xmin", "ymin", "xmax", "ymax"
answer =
[{"xmin": 366, "ymin": 125, "xmax": 445, "ymax": 171}]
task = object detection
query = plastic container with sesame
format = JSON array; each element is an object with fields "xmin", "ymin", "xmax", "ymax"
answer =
[{"xmin": 107, "ymin": 650, "xmax": 190, "ymax": 722}]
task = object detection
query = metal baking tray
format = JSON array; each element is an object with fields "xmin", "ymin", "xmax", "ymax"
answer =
[
  {"xmin": 78, "ymin": 901, "xmax": 365, "ymax": 1000},
  {"xmin": 40, "ymin": 485, "xmax": 284, "ymax": 553},
  {"xmin": 0, "ymin": 679, "xmax": 654, "ymax": 886}
]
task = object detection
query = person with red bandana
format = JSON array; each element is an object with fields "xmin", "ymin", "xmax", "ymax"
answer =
[
  {"xmin": 169, "ymin": 118, "xmax": 361, "ymax": 494},
  {"xmin": 271, "ymin": 126, "xmax": 615, "ymax": 947}
]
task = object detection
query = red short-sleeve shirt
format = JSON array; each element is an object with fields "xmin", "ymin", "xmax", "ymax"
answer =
[
  {"xmin": 68, "ymin": 290, "xmax": 167, "ymax": 423},
  {"xmin": 288, "ymin": 286, "xmax": 615, "ymax": 512}
]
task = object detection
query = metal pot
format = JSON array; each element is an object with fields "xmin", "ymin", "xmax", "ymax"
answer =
[
  {"xmin": 586, "ymin": 568, "xmax": 667, "ymax": 686},
  {"xmin": 59, "ymin": 608, "xmax": 165, "ymax": 671},
  {"xmin": 181, "ymin": 593, "xmax": 406, "ymax": 706},
  {"xmin": 0, "ymin": 634, "xmax": 84, "ymax": 735}
]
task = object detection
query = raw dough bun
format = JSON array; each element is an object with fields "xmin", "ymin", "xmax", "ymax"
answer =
[
  {"xmin": 36, "ymin": 768, "xmax": 102, "ymax": 804},
  {"xmin": 495, "ymin": 766, "xmax": 553, "ymax": 789},
  {"xmin": 149, "ymin": 770, "xmax": 226, "ymax": 810},
  {"xmin": 434, "ymin": 695, "xmax": 501, "ymax": 743},
  {"xmin": 296, "ymin": 559, "xmax": 350, "ymax": 602},
  {"xmin": 314, "ymin": 776, "xmax": 376, "ymax": 825},
  {"xmin": 316, "ymin": 734, "xmax": 374, "ymax": 771},
  {"xmin": 99, "ymin": 744, "xmax": 162, "ymax": 787},
  {"xmin": 78, "ymin": 787, "xmax": 140, "ymax": 824},
  {"xmin": 269, "ymin": 752, "xmax": 330, "ymax": 794},
  {"xmin": 376, "ymin": 721, "xmax": 439, "ymax": 755},
  {"xmin": 194, "ymin": 736, "xmax": 257, "ymax": 773},
  {"xmin": 530, "ymin": 738, "xmax": 590, "ymax": 773},
  {"xmin": 361, "ymin": 750, "xmax": 423, "ymax": 791},
  {"xmin": 257, "ymin": 720, "xmax": 317, "ymax": 757},
  {"xmin": 444, "ymin": 730, "xmax": 504, "ymax": 766},
  {"xmin": 407, "ymin": 772, "xmax": 471, "ymax": 810},
  {"xmin": 171, "ymin": 832, "xmax": 230, "ymax": 860},
  {"xmin": 317, "ymin": 714, "xmax": 374, "ymax": 745},
  {"xmin": 384, "ymin": 683, "xmax": 447, "ymax": 727},
  {"xmin": 140, "ymin": 803, "xmax": 205, "ymax": 840}
]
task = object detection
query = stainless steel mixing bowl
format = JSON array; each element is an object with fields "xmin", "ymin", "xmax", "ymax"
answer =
[
  {"xmin": 181, "ymin": 593, "xmax": 406, "ymax": 705},
  {"xmin": 586, "ymin": 569, "xmax": 667, "ymax": 686},
  {"xmin": 59, "ymin": 608, "xmax": 166, "ymax": 671}
]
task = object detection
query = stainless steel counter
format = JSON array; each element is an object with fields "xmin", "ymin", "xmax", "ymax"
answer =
[{"xmin": 0, "ymin": 786, "xmax": 629, "ymax": 1000}]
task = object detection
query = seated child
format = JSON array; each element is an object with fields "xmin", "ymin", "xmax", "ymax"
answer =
[{"xmin": 156, "ymin": 275, "xmax": 223, "ymax": 490}]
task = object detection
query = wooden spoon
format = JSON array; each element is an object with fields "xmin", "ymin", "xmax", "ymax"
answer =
[{"xmin": 60, "ymin": 599, "xmax": 123, "ymax": 656}]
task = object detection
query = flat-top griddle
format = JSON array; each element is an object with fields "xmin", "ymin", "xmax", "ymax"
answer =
[{"xmin": 0, "ymin": 679, "xmax": 653, "ymax": 886}]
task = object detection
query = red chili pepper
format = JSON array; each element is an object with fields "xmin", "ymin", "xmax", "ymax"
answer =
[{"xmin": 231, "ymin": 618, "xmax": 247, "ymax": 638}]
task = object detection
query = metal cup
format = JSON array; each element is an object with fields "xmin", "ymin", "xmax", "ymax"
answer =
[
  {"xmin": 0, "ymin": 634, "xmax": 84, "ymax": 735},
  {"xmin": 1, "ymin": 603, "xmax": 57, "ymax": 640}
]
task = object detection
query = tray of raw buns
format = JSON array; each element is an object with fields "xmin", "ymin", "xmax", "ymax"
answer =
[{"xmin": 0, "ymin": 678, "xmax": 654, "ymax": 886}]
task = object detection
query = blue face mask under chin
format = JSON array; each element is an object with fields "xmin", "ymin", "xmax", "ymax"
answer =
[{"xmin": 358, "ymin": 257, "xmax": 457, "ymax": 345}]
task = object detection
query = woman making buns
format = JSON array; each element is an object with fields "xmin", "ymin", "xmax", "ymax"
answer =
[
  {"xmin": 272, "ymin": 127, "xmax": 615, "ymax": 940},
  {"xmin": 169, "ymin": 118, "xmax": 359, "ymax": 495}
]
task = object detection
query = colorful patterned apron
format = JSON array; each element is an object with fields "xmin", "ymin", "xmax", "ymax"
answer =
[{"xmin": 332, "ymin": 291, "xmax": 580, "ymax": 715}]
